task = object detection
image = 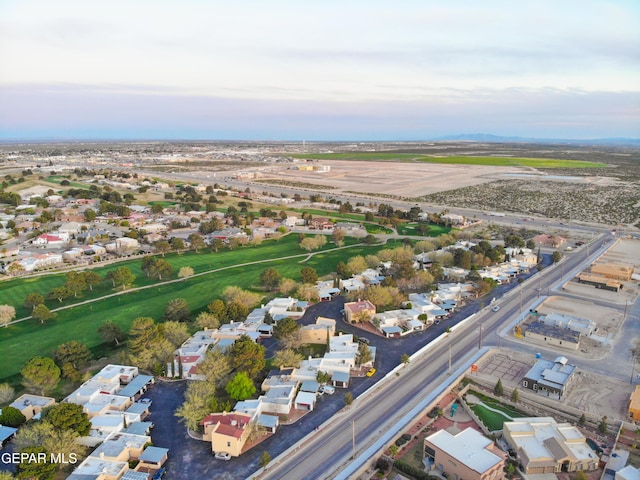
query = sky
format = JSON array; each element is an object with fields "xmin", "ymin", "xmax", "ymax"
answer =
[{"xmin": 0, "ymin": 0, "xmax": 639, "ymax": 141}]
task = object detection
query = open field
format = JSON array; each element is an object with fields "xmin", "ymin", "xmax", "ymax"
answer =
[
  {"xmin": 395, "ymin": 222, "xmax": 452, "ymax": 237},
  {"xmin": 290, "ymin": 153, "xmax": 607, "ymax": 168},
  {"xmin": 0, "ymin": 237, "xmax": 406, "ymax": 380}
]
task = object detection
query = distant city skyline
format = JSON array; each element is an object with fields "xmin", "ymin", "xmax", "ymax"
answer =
[{"xmin": 0, "ymin": 0, "xmax": 638, "ymax": 141}]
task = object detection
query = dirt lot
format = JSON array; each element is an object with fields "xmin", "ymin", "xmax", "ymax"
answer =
[
  {"xmin": 264, "ymin": 160, "xmax": 523, "ymax": 197},
  {"xmin": 478, "ymin": 350, "xmax": 633, "ymax": 420}
]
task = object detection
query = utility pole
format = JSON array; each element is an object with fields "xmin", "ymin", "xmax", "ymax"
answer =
[
  {"xmin": 478, "ymin": 324, "xmax": 483, "ymax": 350},
  {"xmin": 448, "ymin": 344, "xmax": 452, "ymax": 374}
]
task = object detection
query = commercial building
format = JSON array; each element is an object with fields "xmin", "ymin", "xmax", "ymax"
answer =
[
  {"xmin": 424, "ymin": 428, "xmax": 506, "ymax": 480},
  {"xmin": 629, "ymin": 386, "xmax": 640, "ymax": 421},
  {"xmin": 591, "ymin": 263, "xmax": 634, "ymax": 281}
]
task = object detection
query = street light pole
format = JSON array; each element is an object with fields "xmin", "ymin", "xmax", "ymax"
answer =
[{"xmin": 478, "ymin": 324, "xmax": 483, "ymax": 350}]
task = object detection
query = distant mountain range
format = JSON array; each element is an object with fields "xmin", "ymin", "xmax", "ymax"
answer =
[{"xmin": 433, "ymin": 133, "xmax": 640, "ymax": 146}]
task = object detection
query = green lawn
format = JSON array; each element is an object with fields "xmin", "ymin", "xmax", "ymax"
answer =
[
  {"xmin": 0, "ymin": 237, "xmax": 405, "ymax": 380},
  {"xmin": 289, "ymin": 153, "xmax": 607, "ymax": 168},
  {"xmin": 470, "ymin": 404, "xmax": 512, "ymax": 431},
  {"xmin": 395, "ymin": 222, "xmax": 452, "ymax": 237},
  {"xmin": 45, "ymin": 175, "xmax": 91, "ymax": 189}
]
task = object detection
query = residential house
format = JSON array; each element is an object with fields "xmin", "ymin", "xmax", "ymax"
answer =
[
  {"xmin": 201, "ymin": 412, "xmax": 253, "ymax": 457},
  {"xmin": 521, "ymin": 357, "xmax": 576, "ymax": 399},
  {"xmin": 300, "ymin": 317, "xmax": 335, "ymax": 344},
  {"xmin": 309, "ymin": 217, "xmax": 333, "ymax": 230},
  {"xmin": 344, "ymin": 300, "xmax": 376, "ymax": 323},
  {"xmin": 503, "ymin": 417, "xmax": 599, "ymax": 473},
  {"xmin": 424, "ymin": 428, "xmax": 506, "ymax": 480},
  {"xmin": 9, "ymin": 394, "xmax": 56, "ymax": 421},
  {"xmin": 532, "ymin": 234, "xmax": 566, "ymax": 248},
  {"xmin": 628, "ymin": 386, "xmax": 640, "ymax": 421}
]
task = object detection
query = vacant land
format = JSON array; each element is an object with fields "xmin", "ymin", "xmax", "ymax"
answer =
[{"xmin": 291, "ymin": 153, "xmax": 607, "ymax": 168}]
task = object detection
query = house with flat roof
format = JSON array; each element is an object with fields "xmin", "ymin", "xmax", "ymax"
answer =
[
  {"xmin": 617, "ymin": 465, "xmax": 640, "ymax": 480},
  {"xmin": 344, "ymin": 300, "xmax": 376, "ymax": 323},
  {"xmin": 300, "ymin": 316, "xmax": 335, "ymax": 344},
  {"xmin": 522, "ymin": 357, "xmax": 576, "ymax": 399},
  {"xmin": 592, "ymin": 263, "xmax": 634, "ymax": 281},
  {"xmin": 9, "ymin": 394, "xmax": 55, "ymax": 420},
  {"xmin": 424, "ymin": 428, "xmax": 506, "ymax": 480},
  {"xmin": 90, "ymin": 432, "xmax": 150, "ymax": 462},
  {"xmin": 503, "ymin": 417, "xmax": 598, "ymax": 474},
  {"xmin": 67, "ymin": 457, "xmax": 128, "ymax": 480}
]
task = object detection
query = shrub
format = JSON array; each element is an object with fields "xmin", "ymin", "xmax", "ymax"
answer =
[{"xmin": 393, "ymin": 460, "xmax": 429, "ymax": 480}]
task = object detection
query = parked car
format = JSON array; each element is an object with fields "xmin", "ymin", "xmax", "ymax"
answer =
[
  {"xmin": 152, "ymin": 468, "xmax": 166, "ymax": 479},
  {"xmin": 357, "ymin": 337, "xmax": 370, "ymax": 345},
  {"xmin": 492, "ymin": 305, "xmax": 500, "ymax": 312},
  {"xmin": 320, "ymin": 385, "xmax": 335, "ymax": 395},
  {"xmin": 366, "ymin": 368, "xmax": 376, "ymax": 377},
  {"xmin": 215, "ymin": 452, "xmax": 231, "ymax": 461}
]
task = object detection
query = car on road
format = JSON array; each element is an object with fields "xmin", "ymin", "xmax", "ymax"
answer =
[
  {"xmin": 214, "ymin": 452, "xmax": 231, "ymax": 461},
  {"xmin": 366, "ymin": 368, "xmax": 377, "ymax": 377},
  {"xmin": 492, "ymin": 306, "xmax": 500, "ymax": 312},
  {"xmin": 320, "ymin": 385, "xmax": 335, "ymax": 395},
  {"xmin": 357, "ymin": 337, "xmax": 370, "ymax": 345}
]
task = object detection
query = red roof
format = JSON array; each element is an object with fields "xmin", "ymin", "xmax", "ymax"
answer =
[
  {"xmin": 180, "ymin": 355, "xmax": 201, "ymax": 364},
  {"xmin": 201, "ymin": 413, "xmax": 251, "ymax": 439}
]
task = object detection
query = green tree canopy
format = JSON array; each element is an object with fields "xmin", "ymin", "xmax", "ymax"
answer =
[
  {"xmin": 0, "ymin": 406, "xmax": 27, "ymax": 427},
  {"xmin": 260, "ymin": 267, "xmax": 282, "ymax": 291},
  {"xmin": 42, "ymin": 402, "xmax": 91, "ymax": 436},
  {"xmin": 300, "ymin": 266, "xmax": 318, "ymax": 284},
  {"xmin": 32, "ymin": 303, "xmax": 55, "ymax": 324},
  {"xmin": 16, "ymin": 446, "xmax": 58, "ymax": 480},
  {"xmin": 128, "ymin": 317, "xmax": 159, "ymax": 356},
  {"xmin": 98, "ymin": 320, "xmax": 126, "ymax": 346},
  {"xmin": 164, "ymin": 298, "xmax": 190, "ymax": 322},
  {"xmin": 24, "ymin": 293, "xmax": 45, "ymax": 311},
  {"xmin": 225, "ymin": 372, "xmax": 257, "ymax": 401},
  {"xmin": 21, "ymin": 357, "xmax": 60, "ymax": 395},
  {"xmin": 53, "ymin": 341, "xmax": 91, "ymax": 370},
  {"xmin": 107, "ymin": 266, "xmax": 135, "ymax": 290},
  {"xmin": 228, "ymin": 335, "xmax": 266, "ymax": 379}
]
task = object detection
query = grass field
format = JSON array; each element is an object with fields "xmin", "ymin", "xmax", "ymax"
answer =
[
  {"xmin": 45, "ymin": 175, "xmax": 91, "ymax": 189},
  {"xmin": 290, "ymin": 153, "xmax": 607, "ymax": 168},
  {"xmin": 0, "ymin": 236, "xmax": 405, "ymax": 381},
  {"xmin": 395, "ymin": 222, "xmax": 452, "ymax": 237},
  {"xmin": 470, "ymin": 404, "xmax": 513, "ymax": 431},
  {"xmin": 292, "ymin": 208, "xmax": 394, "ymax": 234}
]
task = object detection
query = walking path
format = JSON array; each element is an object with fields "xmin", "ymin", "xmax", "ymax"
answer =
[{"xmin": 5, "ymin": 239, "xmax": 368, "ymax": 327}]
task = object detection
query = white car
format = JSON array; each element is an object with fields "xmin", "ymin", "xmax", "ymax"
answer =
[
  {"xmin": 215, "ymin": 452, "xmax": 231, "ymax": 461},
  {"xmin": 492, "ymin": 306, "xmax": 500, "ymax": 312},
  {"xmin": 320, "ymin": 385, "xmax": 335, "ymax": 395}
]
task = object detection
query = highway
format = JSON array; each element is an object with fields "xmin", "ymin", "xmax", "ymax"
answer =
[{"xmin": 253, "ymin": 233, "xmax": 613, "ymax": 480}]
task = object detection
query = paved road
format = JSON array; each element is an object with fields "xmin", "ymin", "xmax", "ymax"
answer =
[{"xmin": 255, "ymin": 233, "xmax": 615, "ymax": 479}]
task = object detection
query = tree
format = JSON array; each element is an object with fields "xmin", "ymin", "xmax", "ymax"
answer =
[
  {"xmin": 14, "ymin": 421, "xmax": 87, "ymax": 467},
  {"xmin": 128, "ymin": 317, "xmax": 159, "ymax": 356},
  {"xmin": 53, "ymin": 341, "xmax": 91, "ymax": 370},
  {"xmin": 164, "ymin": 298, "xmax": 190, "ymax": 322},
  {"xmin": 0, "ymin": 471, "xmax": 13, "ymax": 480},
  {"xmin": 107, "ymin": 266, "xmax": 135, "ymax": 290},
  {"xmin": 346, "ymin": 256, "xmax": 368, "ymax": 276},
  {"xmin": 400, "ymin": 353, "xmax": 411, "ymax": 364},
  {"xmin": 332, "ymin": 228, "xmax": 346, "ymax": 246},
  {"xmin": 526, "ymin": 239, "xmax": 536, "ymax": 250},
  {"xmin": 98, "ymin": 320, "xmax": 126, "ymax": 346},
  {"xmin": 83, "ymin": 208, "xmax": 97, "ymax": 222},
  {"xmin": 226, "ymin": 372, "xmax": 257, "ymax": 401},
  {"xmin": 24, "ymin": 293, "xmax": 45, "ymax": 311},
  {"xmin": 225, "ymin": 300, "xmax": 250, "ymax": 323},
  {"xmin": 170, "ymin": 237, "xmax": 185, "ymax": 252},
  {"xmin": 189, "ymin": 233, "xmax": 207, "ymax": 252},
  {"xmin": 207, "ymin": 299, "xmax": 227, "ymax": 320},
  {"xmin": 272, "ymin": 348, "xmax": 303, "ymax": 369},
  {"xmin": 356, "ymin": 343, "xmax": 373, "ymax": 366},
  {"xmin": 195, "ymin": 311, "xmax": 220, "ymax": 330},
  {"xmin": 178, "ymin": 266, "xmax": 195, "ymax": 278},
  {"xmin": 579, "ymin": 413, "xmax": 586, "ymax": 426},
  {"xmin": 222, "ymin": 286, "xmax": 262, "ymax": 309},
  {"xmin": 552, "ymin": 251, "xmax": 562, "ymax": 263},
  {"xmin": 197, "ymin": 349, "xmax": 232, "ymax": 387},
  {"xmin": 155, "ymin": 240, "xmax": 171, "ymax": 257},
  {"xmin": 0, "ymin": 406, "xmax": 26, "ymax": 427},
  {"xmin": 259, "ymin": 451, "xmax": 272, "ymax": 468},
  {"xmin": 344, "ymin": 392, "xmax": 354, "ymax": 406},
  {"xmin": 494, "ymin": 379, "xmax": 504, "ymax": 396},
  {"xmin": 0, "ymin": 304, "xmax": 16, "ymax": 327},
  {"xmin": 47, "ymin": 285, "xmax": 71, "ymax": 303},
  {"xmin": 21, "ymin": 357, "xmax": 60, "ymax": 395},
  {"xmin": 32, "ymin": 303, "xmax": 55, "ymax": 324},
  {"xmin": 16, "ymin": 446, "xmax": 58, "ymax": 480},
  {"xmin": 84, "ymin": 270, "xmax": 102, "ymax": 290},
  {"xmin": 159, "ymin": 321, "xmax": 190, "ymax": 348},
  {"xmin": 336, "ymin": 261, "xmax": 349, "ymax": 278},
  {"xmin": 175, "ymin": 381, "xmax": 217, "ymax": 431},
  {"xmin": 511, "ymin": 388, "xmax": 519, "ymax": 403},
  {"xmin": 65, "ymin": 271, "xmax": 86, "ymax": 298},
  {"xmin": 0, "ymin": 383, "xmax": 15, "ymax": 405},
  {"xmin": 278, "ymin": 278, "xmax": 298, "ymax": 295},
  {"xmin": 149, "ymin": 258, "xmax": 173, "ymax": 280},
  {"xmin": 260, "ymin": 267, "xmax": 282, "ymax": 291},
  {"xmin": 574, "ymin": 472, "xmax": 587, "ymax": 480},
  {"xmin": 228, "ymin": 335, "xmax": 266, "ymax": 378},
  {"xmin": 599, "ymin": 415, "xmax": 608, "ymax": 434},
  {"xmin": 42, "ymin": 402, "xmax": 91, "ymax": 436},
  {"xmin": 300, "ymin": 266, "xmax": 318, "ymax": 284},
  {"xmin": 274, "ymin": 317, "xmax": 300, "ymax": 341}
]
